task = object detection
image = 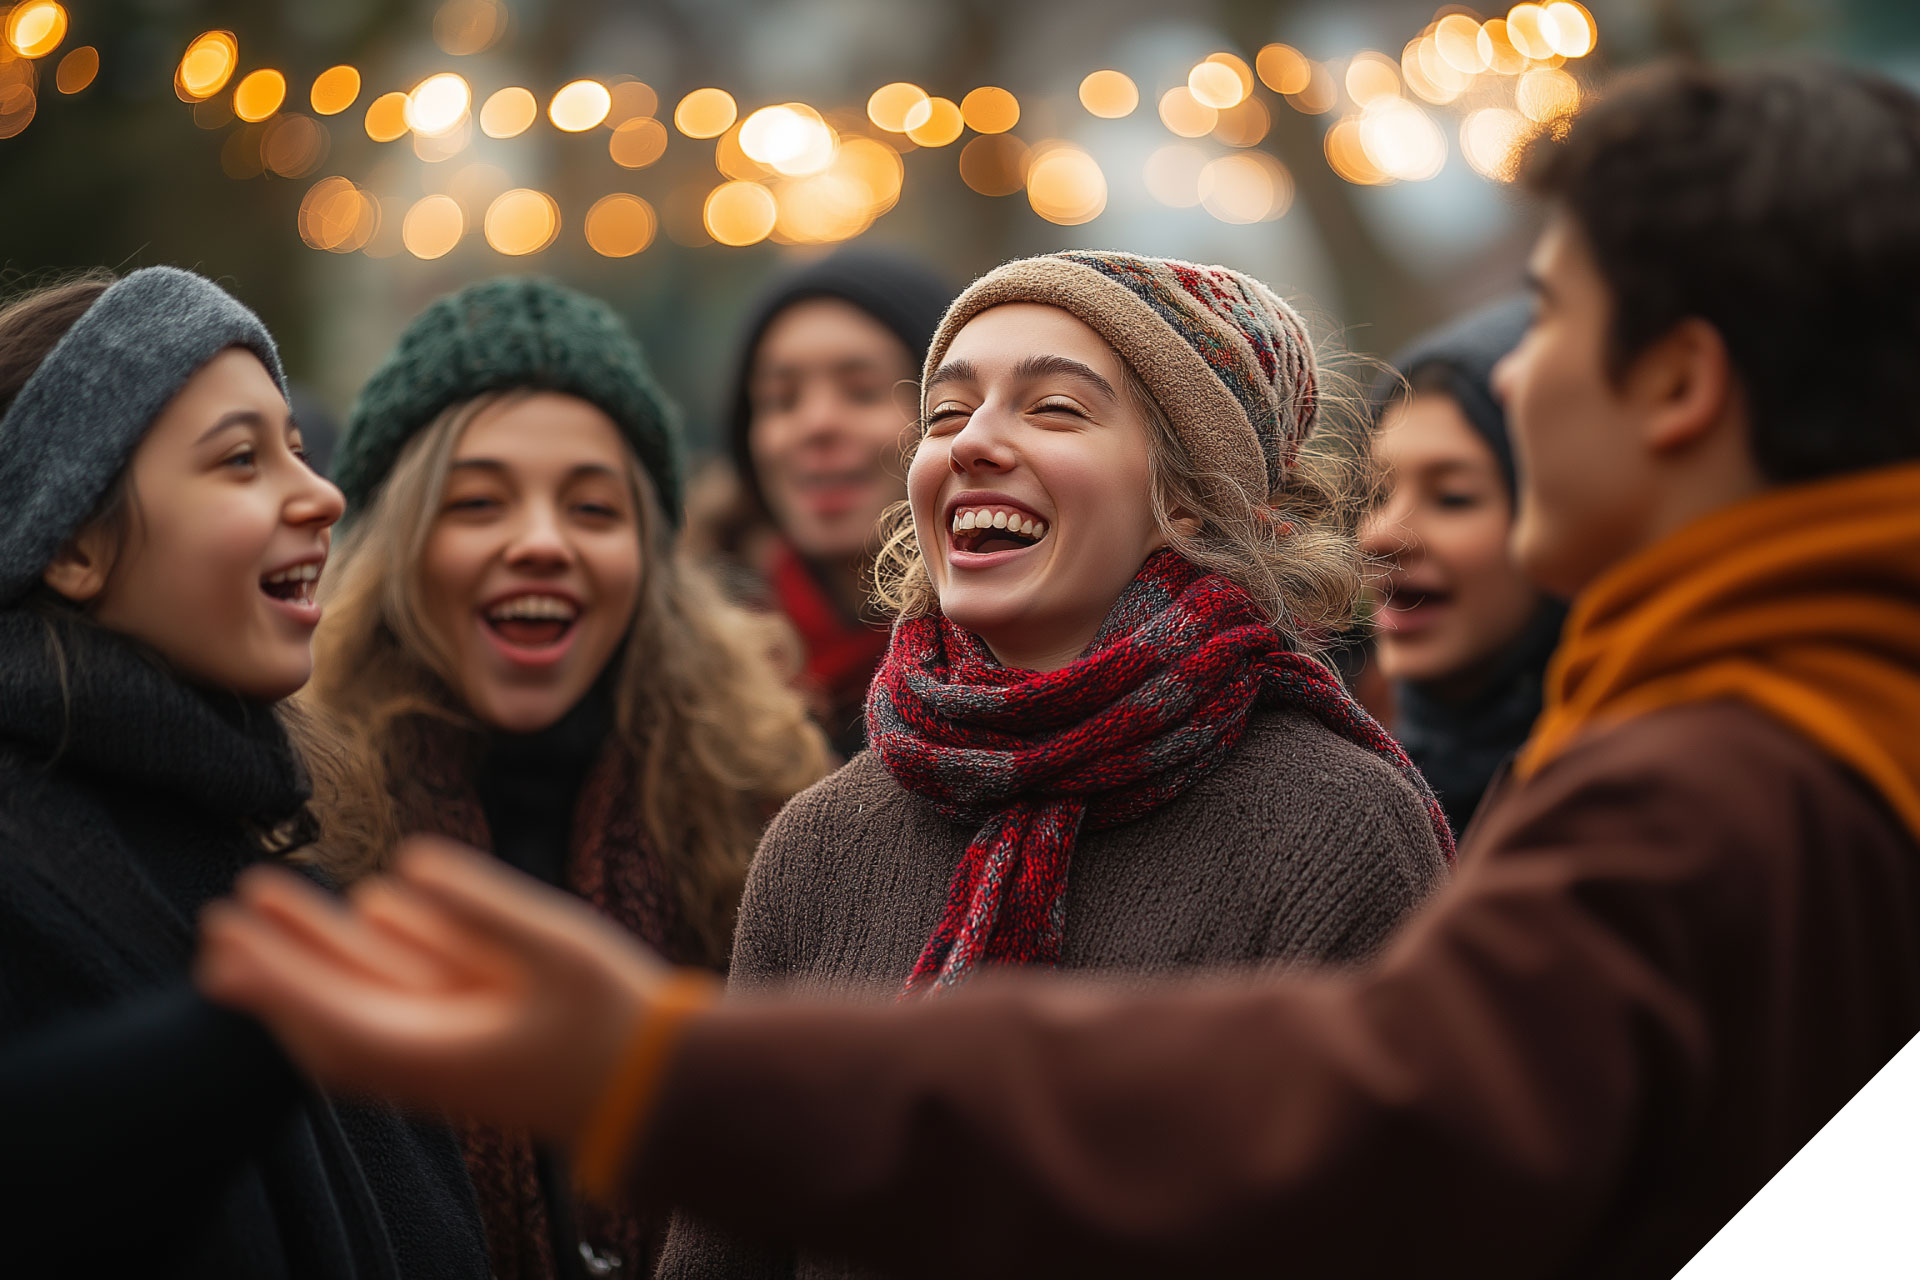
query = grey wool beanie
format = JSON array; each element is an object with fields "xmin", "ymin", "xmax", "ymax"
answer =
[
  {"xmin": 0, "ymin": 266, "xmax": 288, "ymax": 604},
  {"xmin": 337, "ymin": 277, "xmax": 684, "ymax": 524}
]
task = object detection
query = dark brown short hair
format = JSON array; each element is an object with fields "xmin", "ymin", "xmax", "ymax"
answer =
[{"xmin": 1520, "ymin": 61, "xmax": 1920, "ymax": 483}]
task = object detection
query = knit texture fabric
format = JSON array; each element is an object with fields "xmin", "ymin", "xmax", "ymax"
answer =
[
  {"xmin": 0, "ymin": 267, "xmax": 287, "ymax": 603},
  {"xmin": 925, "ymin": 251, "xmax": 1318, "ymax": 507},
  {"xmin": 338, "ymin": 277, "xmax": 684, "ymax": 522},
  {"xmin": 868, "ymin": 550, "xmax": 1454, "ymax": 997}
]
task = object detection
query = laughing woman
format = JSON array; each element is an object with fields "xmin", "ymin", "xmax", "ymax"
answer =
[
  {"xmin": 311, "ymin": 278, "xmax": 830, "ymax": 1280},
  {"xmin": 0, "ymin": 269, "xmax": 485, "ymax": 1277},
  {"xmin": 657, "ymin": 252, "xmax": 1454, "ymax": 1278}
]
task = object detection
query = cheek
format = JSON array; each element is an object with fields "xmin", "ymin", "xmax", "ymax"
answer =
[
  {"xmin": 582, "ymin": 534, "xmax": 645, "ymax": 615},
  {"xmin": 418, "ymin": 528, "xmax": 489, "ymax": 639},
  {"xmin": 905, "ymin": 443, "xmax": 946, "ymax": 532}
]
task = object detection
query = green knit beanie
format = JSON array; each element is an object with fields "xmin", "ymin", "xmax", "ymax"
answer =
[{"xmin": 338, "ymin": 277, "xmax": 683, "ymax": 523}]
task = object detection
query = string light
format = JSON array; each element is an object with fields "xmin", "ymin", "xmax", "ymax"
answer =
[
  {"xmin": 549, "ymin": 79, "xmax": 611, "ymax": 132},
  {"xmin": 1078, "ymin": 70, "xmax": 1137, "ymax": 119},
  {"xmin": 674, "ymin": 87, "xmax": 736, "ymax": 139},
  {"xmin": 403, "ymin": 193, "xmax": 464, "ymax": 258},
  {"xmin": 310, "ymin": 65, "xmax": 360, "ymax": 116},
  {"xmin": 960, "ymin": 86, "xmax": 1019, "ymax": 134},
  {"xmin": 485, "ymin": 188, "xmax": 559, "ymax": 254},
  {"xmin": 53, "ymin": 45, "xmax": 95, "ymax": 94},
  {"xmin": 175, "ymin": 30, "xmax": 238, "ymax": 102},
  {"xmin": 5, "ymin": 3, "xmax": 67, "ymax": 59},
  {"xmin": 866, "ymin": 82, "xmax": 928, "ymax": 133},
  {"xmin": 585, "ymin": 193, "xmax": 656, "ymax": 256},
  {"xmin": 1025, "ymin": 143, "xmax": 1105, "ymax": 225},
  {"xmin": 233, "ymin": 70, "xmax": 287, "ymax": 124},
  {"xmin": 703, "ymin": 180, "xmax": 777, "ymax": 246}
]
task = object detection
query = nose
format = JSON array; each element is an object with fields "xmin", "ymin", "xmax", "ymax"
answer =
[
  {"xmin": 946, "ymin": 404, "xmax": 1017, "ymax": 476},
  {"xmin": 502, "ymin": 500, "xmax": 574, "ymax": 573},
  {"xmin": 289, "ymin": 467, "xmax": 345, "ymax": 532},
  {"xmin": 1490, "ymin": 349, "xmax": 1518, "ymax": 408}
]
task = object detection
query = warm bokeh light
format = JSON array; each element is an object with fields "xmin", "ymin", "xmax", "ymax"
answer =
[
  {"xmin": 299, "ymin": 177, "xmax": 378, "ymax": 252},
  {"xmin": 1504, "ymin": 5, "xmax": 1554, "ymax": 60},
  {"xmin": 191, "ymin": 94, "xmax": 233, "ymax": 130},
  {"xmin": 609, "ymin": 116, "xmax": 668, "ymax": 168},
  {"xmin": 1434, "ymin": 14, "xmax": 1489, "ymax": 75},
  {"xmin": 53, "ymin": 44, "xmax": 95, "ymax": 94},
  {"xmin": 1144, "ymin": 143, "xmax": 1208, "ymax": 208},
  {"xmin": 1287, "ymin": 63, "xmax": 1339, "ymax": 115},
  {"xmin": 1346, "ymin": 52, "xmax": 1401, "ymax": 106},
  {"xmin": 1158, "ymin": 86, "xmax": 1217, "ymax": 138},
  {"xmin": 480, "ymin": 87, "xmax": 536, "ymax": 138},
  {"xmin": 0, "ymin": 82, "xmax": 37, "ymax": 140},
  {"xmin": 406, "ymin": 72, "xmax": 470, "ymax": 135},
  {"xmin": 1359, "ymin": 98, "xmax": 1446, "ymax": 181},
  {"xmin": 1462, "ymin": 106, "xmax": 1532, "ymax": 181},
  {"xmin": 263, "ymin": 113, "xmax": 328, "ymax": 178},
  {"xmin": 836, "ymin": 135, "xmax": 905, "ymax": 210},
  {"xmin": 715, "ymin": 122, "xmax": 772, "ymax": 181},
  {"xmin": 549, "ymin": 79, "xmax": 612, "ymax": 132},
  {"xmin": 413, "ymin": 116, "xmax": 471, "ymax": 162},
  {"xmin": 740, "ymin": 103, "xmax": 837, "ymax": 175},
  {"xmin": 960, "ymin": 86, "xmax": 1019, "ymax": 134},
  {"xmin": 867, "ymin": 82, "xmax": 928, "ymax": 133},
  {"xmin": 365, "ymin": 91, "xmax": 410, "ymax": 142},
  {"xmin": 5, "ymin": 3, "xmax": 66, "ymax": 59},
  {"xmin": 433, "ymin": 0, "xmax": 508, "ymax": 56},
  {"xmin": 233, "ymin": 70, "xmax": 287, "ymax": 124},
  {"xmin": 1025, "ymin": 143, "xmax": 1106, "ymax": 225},
  {"xmin": 608, "ymin": 80, "xmax": 657, "ymax": 124},
  {"xmin": 1517, "ymin": 66, "xmax": 1580, "ymax": 123},
  {"xmin": 1188, "ymin": 59, "xmax": 1246, "ymax": 111},
  {"xmin": 1543, "ymin": 2, "xmax": 1597, "ymax": 57},
  {"xmin": 1211, "ymin": 96, "xmax": 1270, "ymax": 148},
  {"xmin": 175, "ymin": 31, "xmax": 238, "ymax": 102},
  {"xmin": 1257, "ymin": 44, "xmax": 1312, "ymax": 96},
  {"xmin": 904, "ymin": 96, "xmax": 963, "ymax": 147},
  {"xmin": 309, "ymin": 65, "xmax": 360, "ymax": 115},
  {"xmin": 1078, "ymin": 70, "xmax": 1138, "ymax": 119},
  {"xmin": 1199, "ymin": 151, "xmax": 1292, "ymax": 224},
  {"xmin": 584, "ymin": 193, "xmax": 656, "ymax": 257},
  {"xmin": 674, "ymin": 87, "xmax": 736, "ymax": 139},
  {"xmin": 485, "ymin": 188, "xmax": 559, "ymax": 255},
  {"xmin": 1403, "ymin": 38, "xmax": 1460, "ymax": 104},
  {"xmin": 959, "ymin": 133, "xmax": 1029, "ymax": 196},
  {"xmin": 403, "ymin": 193, "xmax": 464, "ymax": 259},
  {"xmin": 1477, "ymin": 21, "xmax": 1529, "ymax": 75},
  {"xmin": 774, "ymin": 173, "xmax": 876, "ymax": 244},
  {"xmin": 1325, "ymin": 118, "xmax": 1388, "ymax": 185},
  {"xmin": 704, "ymin": 180, "xmax": 778, "ymax": 246}
]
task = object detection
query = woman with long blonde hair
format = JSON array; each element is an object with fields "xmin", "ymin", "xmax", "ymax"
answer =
[
  {"xmin": 311, "ymin": 278, "xmax": 830, "ymax": 1280},
  {"xmin": 656, "ymin": 252, "xmax": 1454, "ymax": 1278}
]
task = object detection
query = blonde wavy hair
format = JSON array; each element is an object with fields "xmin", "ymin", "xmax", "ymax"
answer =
[
  {"xmin": 872, "ymin": 356, "xmax": 1379, "ymax": 654},
  {"xmin": 306, "ymin": 393, "xmax": 831, "ymax": 959}
]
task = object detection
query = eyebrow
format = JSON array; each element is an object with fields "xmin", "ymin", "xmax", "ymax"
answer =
[
  {"xmin": 924, "ymin": 354, "xmax": 1118, "ymax": 401},
  {"xmin": 194, "ymin": 408, "xmax": 290, "ymax": 447},
  {"xmin": 756, "ymin": 355, "xmax": 894, "ymax": 381},
  {"xmin": 448, "ymin": 458, "xmax": 624, "ymax": 483}
]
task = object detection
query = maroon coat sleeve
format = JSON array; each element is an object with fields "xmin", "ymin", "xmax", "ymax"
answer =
[{"xmin": 623, "ymin": 707, "xmax": 1920, "ymax": 1278}]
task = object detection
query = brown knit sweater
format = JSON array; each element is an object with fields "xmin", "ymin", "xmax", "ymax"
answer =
[{"xmin": 655, "ymin": 705, "xmax": 1448, "ymax": 1279}]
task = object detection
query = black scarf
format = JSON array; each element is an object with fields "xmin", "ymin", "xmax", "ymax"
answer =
[{"xmin": 1392, "ymin": 601, "xmax": 1567, "ymax": 836}]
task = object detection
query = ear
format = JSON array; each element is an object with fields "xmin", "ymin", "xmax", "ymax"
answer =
[
  {"xmin": 1631, "ymin": 317, "xmax": 1736, "ymax": 457},
  {"xmin": 1167, "ymin": 509, "xmax": 1203, "ymax": 539},
  {"xmin": 41, "ymin": 525, "xmax": 116, "ymax": 604}
]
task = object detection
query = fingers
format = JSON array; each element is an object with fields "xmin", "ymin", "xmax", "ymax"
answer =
[
  {"xmin": 353, "ymin": 876, "xmax": 520, "ymax": 990},
  {"xmin": 228, "ymin": 866, "xmax": 449, "ymax": 993},
  {"xmin": 391, "ymin": 837, "xmax": 646, "ymax": 966}
]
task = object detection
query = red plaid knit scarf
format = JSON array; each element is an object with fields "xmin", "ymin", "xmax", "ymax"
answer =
[{"xmin": 868, "ymin": 550, "xmax": 1454, "ymax": 998}]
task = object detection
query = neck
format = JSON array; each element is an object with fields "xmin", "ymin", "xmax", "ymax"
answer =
[{"xmin": 979, "ymin": 625, "xmax": 1100, "ymax": 674}]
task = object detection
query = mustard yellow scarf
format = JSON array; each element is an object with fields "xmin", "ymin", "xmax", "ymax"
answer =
[{"xmin": 1517, "ymin": 461, "xmax": 1920, "ymax": 844}]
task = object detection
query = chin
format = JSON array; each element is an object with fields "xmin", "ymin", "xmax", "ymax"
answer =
[{"xmin": 469, "ymin": 688, "xmax": 574, "ymax": 734}]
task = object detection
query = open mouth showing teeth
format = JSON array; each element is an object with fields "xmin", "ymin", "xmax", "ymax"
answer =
[
  {"xmin": 950, "ymin": 507, "xmax": 1049, "ymax": 555},
  {"xmin": 484, "ymin": 594, "xmax": 580, "ymax": 648},
  {"xmin": 261, "ymin": 562, "xmax": 320, "ymax": 607},
  {"xmin": 1385, "ymin": 587, "xmax": 1446, "ymax": 611}
]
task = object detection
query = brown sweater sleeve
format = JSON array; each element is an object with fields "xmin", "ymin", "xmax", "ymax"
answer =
[{"xmin": 622, "ymin": 707, "xmax": 1920, "ymax": 1278}]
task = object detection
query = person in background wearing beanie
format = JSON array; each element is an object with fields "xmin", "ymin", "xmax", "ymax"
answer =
[
  {"xmin": 202, "ymin": 60, "xmax": 1920, "ymax": 1279},
  {"xmin": 687, "ymin": 248, "xmax": 953, "ymax": 755},
  {"xmin": 654, "ymin": 249, "xmax": 1453, "ymax": 1277},
  {"xmin": 0, "ymin": 269, "xmax": 487, "ymax": 1277},
  {"xmin": 1360, "ymin": 298, "xmax": 1566, "ymax": 834},
  {"xmin": 310, "ymin": 278, "xmax": 832, "ymax": 1280}
]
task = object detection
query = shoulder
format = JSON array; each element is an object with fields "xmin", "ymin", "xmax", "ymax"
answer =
[
  {"xmin": 756, "ymin": 750, "xmax": 917, "ymax": 858},
  {"xmin": 1216, "ymin": 707, "xmax": 1436, "ymax": 828},
  {"xmin": 1469, "ymin": 700, "xmax": 1907, "ymax": 875}
]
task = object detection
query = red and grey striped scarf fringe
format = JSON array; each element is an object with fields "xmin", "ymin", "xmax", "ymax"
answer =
[{"xmin": 869, "ymin": 549, "xmax": 1454, "ymax": 998}]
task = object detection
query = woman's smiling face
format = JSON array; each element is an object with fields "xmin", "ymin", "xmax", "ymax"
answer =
[{"xmin": 910, "ymin": 303, "xmax": 1164, "ymax": 672}]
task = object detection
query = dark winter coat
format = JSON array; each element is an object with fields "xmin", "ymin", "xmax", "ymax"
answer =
[{"xmin": 0, "ymin": 609, "xmax": 487, "ymax": 1279}]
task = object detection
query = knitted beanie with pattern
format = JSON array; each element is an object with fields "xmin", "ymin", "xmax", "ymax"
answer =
[
  {"xmin": 338, "ymin": 277, "xmax": 684, "ymax": 523},
  {"xmin": 924, "ymin": 251, "xmax": 1319, "ymax": 508}
]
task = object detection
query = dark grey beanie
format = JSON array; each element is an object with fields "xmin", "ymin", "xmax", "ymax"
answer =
[
  {"xmin": 1372, "ymin": 296, "xmax": 1532, "ymax": 499},
  {"xmin": 0, "ymin": 266, "xmax": 287, "ymax": 603}
]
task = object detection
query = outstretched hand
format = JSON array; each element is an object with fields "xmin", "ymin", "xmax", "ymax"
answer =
[{"xmin": 196, "ymin": 836, "xmax": 671, "ymax": 1144}]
